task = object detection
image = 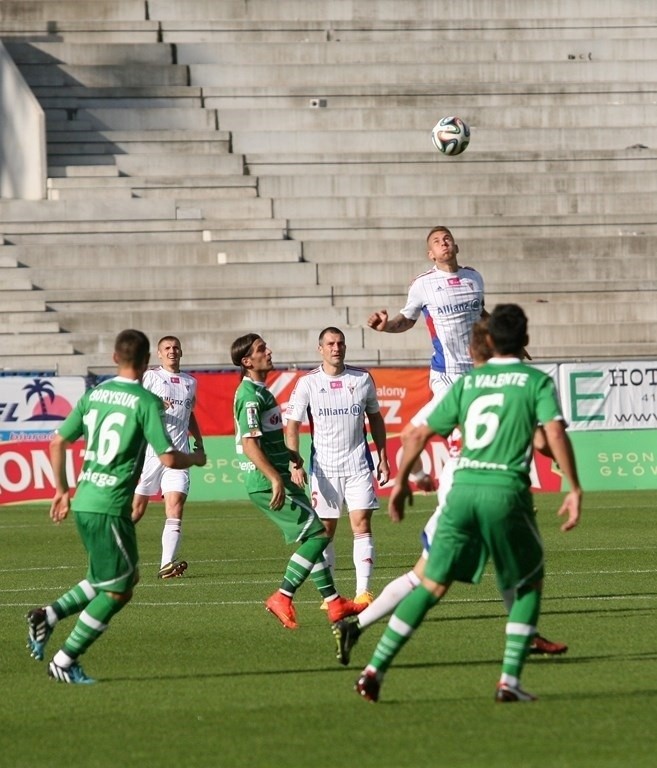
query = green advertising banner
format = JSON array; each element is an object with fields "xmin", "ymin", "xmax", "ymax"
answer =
[{"xmin": 568, "ymin": 429, "xmax": 657, "ymax": 490}]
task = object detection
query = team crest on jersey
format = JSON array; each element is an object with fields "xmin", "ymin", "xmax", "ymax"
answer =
[
  {"xmin": 347, "ymin": 383, "xmax": 356, "ymax": 394},
  {"xmin": 330, "ymin": 381, "xmax": 343, "ymax": 389},
  {"xmin": 246, "ymin": 402, "xmax": 259, "ymax": 429}
]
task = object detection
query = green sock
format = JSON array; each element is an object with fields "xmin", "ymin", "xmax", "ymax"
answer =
[
  {"xmin": 62, "ymin": 591, "xmax": 129, "ymax": 659},
  {"xmin": 369, "ymin": 585, "xmax": 439, "ymax": 673},
  {"xmin": 52, "ymin": 580, "xmax": 98, "ymax": 620},
  {"xmin": 502, "ymin": 587, "xmax": 542, "ymax": 679},
  {"xmin": 309, "ymin": 554, "xmax": 338, "ymax": 600},
  {"xmin": 280, "ymin": 536, "xmax": 329, "ymax": 595}
]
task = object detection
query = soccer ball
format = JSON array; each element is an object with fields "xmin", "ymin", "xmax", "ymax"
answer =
[{"xmin": 431, "ymin": 116, "xmax": 470, "ymax": 156}]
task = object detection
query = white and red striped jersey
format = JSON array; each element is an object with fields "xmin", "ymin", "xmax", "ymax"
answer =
[
  {"xmin": 401, "ymin": 265, "xmax": 485, "ymax": 375},
  {"xmin": 141, "ymin": 366, "xmax": 197, "ymax": 454},
  {"xmin": 286, "ymin": 365, "xmax": 380, "ymax": 477}
]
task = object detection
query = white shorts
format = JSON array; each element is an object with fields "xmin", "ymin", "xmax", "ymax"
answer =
[
  {"xmin": 310, "ymin": 470, "xmax": 379, "ymax": 519},
  {"xmin": 410, "ymin": 372, "xmax": 460, "ymax": 426},
  {"xmin": 420, "ymin": 457, "xmax": 457, "ymax": 557},
  {"xmin": 134, "ymin": 454, "xmax": 190, "ymax": 497}
]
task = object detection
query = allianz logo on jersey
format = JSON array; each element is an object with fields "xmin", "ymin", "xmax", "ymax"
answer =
[
  {"xmin": 167, "ymin": 397, "xmax": 193, "ymax": 409},
  {"xmin": 435, "ymin": 298, "xmax": 482, "ymax": 315},
  {"xmin": 317, "ymin": 404, "xmax": 363, "ymax": 417}
]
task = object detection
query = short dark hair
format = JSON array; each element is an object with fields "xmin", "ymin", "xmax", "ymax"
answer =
[
  {"xmin": 470, "ymin": 317, "xmax": 491, "ymax": 366},
  {"xmin": 318, "ymin": 326, "xmax": 345, "ymax": 344},
  {"xmin": 230, "ymin": 333, "xmax": 262, "ymax": 370},
  {"xmin": 114, "ymin": 329, "xmax": 150, "ymax": 367},
  {"xmin": 426, "ymin": 226, "xmax": 454, "ymax": 242},
  {"xmin": 157, "ymin": 335, "xmax": 181, "ymax": 349},
  {"xmin": 487, "ymin": 304, "xmax": 528, "ymax": 355}
]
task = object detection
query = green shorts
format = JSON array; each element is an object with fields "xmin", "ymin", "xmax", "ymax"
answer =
[
  {"xmin": 249, "ymin": 483, "xmax": 326, "ymax": 544},
  {"xmin": 425, "ymin": 484, "xmax": 544, "ymax": 592},
  {"xmin": 74, "ymin": 510, "xmax": 139, "ymax": 594}
]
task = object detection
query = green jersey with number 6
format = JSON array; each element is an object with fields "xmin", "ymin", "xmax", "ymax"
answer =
[
  {"xmin": 57, "ymin": 377, "xmax": 173, "ymax": 516},
  {"xmin": 427, "ymin": 359, "xmax": 563, "ymax": 490}
]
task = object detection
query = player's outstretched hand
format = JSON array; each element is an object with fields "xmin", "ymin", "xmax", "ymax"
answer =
[
  {"xmin": 388, "ymin": 482, "xmax": 413, "ymax": 523},
  {"xmin": 557, "ymin": 489, "xmax": 582, "ymax": 532},
  {"xmin": 367, "ymin": 309, "xmax": 389, "ymax": 332}
]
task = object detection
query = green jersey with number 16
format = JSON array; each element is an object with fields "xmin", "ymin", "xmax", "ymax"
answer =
[
  {"xmin": 57, "ymin": 377, "xmax": 173, "ymax": 516},
  {"xmin": 427, "ymin": 358, "xmax": 563, "ymax": 490}
]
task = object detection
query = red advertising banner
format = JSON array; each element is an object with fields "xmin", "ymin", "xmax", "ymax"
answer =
[
  {"xmin": 193, "ymin": 368, "xmax": 431, "ymax": 437},
  {"xmin": 0, "ymin": 439, "xmax": 84, "ymax": 504}
]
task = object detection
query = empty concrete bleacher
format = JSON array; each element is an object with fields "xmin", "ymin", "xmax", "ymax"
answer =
[{"xmin": 1, "ymin": 1, "xmax": 656, "ymax": 374}]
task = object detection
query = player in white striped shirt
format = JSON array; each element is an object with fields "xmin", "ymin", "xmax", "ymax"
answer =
[
  {"xmin": 286, "ymin": 327, "xmax": 390, "ymax": 604},
  {"xmin": 132, "ymin": 336, "xmax": 204, "ymax": 578},
  {"xmin": 367, "ymin": 226, "xmax": 486, "ymax": 488}
]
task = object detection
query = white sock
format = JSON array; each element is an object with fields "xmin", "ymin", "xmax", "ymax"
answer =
[
  {"xmin": 353, "ymin": 533, "xmax": 374, "ymax": 595},
  {"xmin": 323, "ymin": 540, "xmax": 336, "ymax": 579},
  {"xmin": 501, "ymin": 588, "xmax": 515, "ymax": 615},
  {"xmin": 52, "ymin": 650, "xmax": 75, "ymax": 668},
  {"xmin": 45, "ymin": 605, "xmax": 59, "ymax": 626},
  {"xmin": 358, "ymin": 570, "xmax": 421, "ymax": 629},
  {"xmin": 161, "ymin": 518, "xmax": 182, "ymax": 567}
]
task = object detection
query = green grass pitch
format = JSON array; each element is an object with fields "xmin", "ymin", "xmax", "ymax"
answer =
[{"xmin": 2, "ymin": 491, "xmax": 656, "ymax": 768}]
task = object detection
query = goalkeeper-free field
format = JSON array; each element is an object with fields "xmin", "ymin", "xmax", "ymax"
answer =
[{"xmin": 2, "ymin": 491, "xmax": 656, "ymax": 768}]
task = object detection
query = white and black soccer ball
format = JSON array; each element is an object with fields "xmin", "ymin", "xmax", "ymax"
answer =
[{"xmin": 431, "ymin": 116, "xmax": 470, "ymax": 156}]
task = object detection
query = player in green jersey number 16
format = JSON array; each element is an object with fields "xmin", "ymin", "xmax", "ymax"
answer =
[{"xmin": 26, "ymin": 329, "xmax": 206, "ymax": 685}]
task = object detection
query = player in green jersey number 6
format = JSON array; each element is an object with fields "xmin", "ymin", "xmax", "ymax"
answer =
[
  {"xmin": 25, "ymin": 329, "xmax": 206, "ymax": 684},
  {"xmin": 231, "ymin": 333, "xmax": 367, "ymax": 630},
  {"xmin": 354, "ymin": 304, "xmax": 583, "ymax": 704}
]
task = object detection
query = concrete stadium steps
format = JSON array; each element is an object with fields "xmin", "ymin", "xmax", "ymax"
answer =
[
  {"xmin": 0, "ymin": 272, "xmax": 35, "ymax": 290},
  {"xmin": 303, "ymin": 235, "xmax": 657, "ymax": 263},
  {"xmin": 54, "ymin": 305, "xmax": 348, "ymax": 334},
  {"xmin": 176, "ymin": 39, "xmax": 657, "ymax": 67},
  {"xmin": 0, "ymin": 220, "xmax": 287, "ymax": 245},
  {"xmin": 286, "ymin": 213, "xmax": 657, "ymax": 241},
  {"xmin": 146, "ymin": 0, "xmax": 657, "ymax": 22},
  {"xmin": 3, "ymin": 41, "xmax": 175, "ymax": 66},
  {"xmin": 19, "ymin": 64, "xmax": 190, "ymax": 88},
  {"xmin": 0, "ymin": 2, "xmax": 146, "ymax": 22},
  {"xmin": 190, "ymin": 62, "xmax": 657, "ymax": 90},
  {"xmin": 0, "ymin": 312, "xmax": 61, "ymax": 333},
  {"xmin": 217, "ymin": 104, "xmax": 657, "ymax": 131},
  {"xmin": 245, "ymin": 149, "xmax": 657, "ymax": 176},
  {"xmin": 46, "ymin": 130, "xmax": 230, "ymax": 157},
  {"xmin": 45, "ymin": 107, "xmax": 219, "ymax": 131},
  {"xmin": 46, "ymin": 175, "xmax": 257, "ymax": 202},
  {"xmin": 273, "ymin": 192, "xmax": 657, "ymax": 220},
  {"xmin": 231, "ymin": 127, "xmax": 656, "ymax": 154},
  {"xmin": 0, "ymin": 198, "xmax": 246, "ymax": 222},
  {"xmin": 0, "ymin": 20, "xmax": 159, "ymax": 43},
  {"xmin": 31, "ymin": 86, "xmax": 204, "ymax": 109},
  {"xmin": 316, "ymin": 261, "xmax": 652, "ymax": 293},
  {"xmin": 258, "ymin": 170, "xmax": 657, "ymax": 199},
  {"xmin": 21, "ymin": 262, "xmax": 318, "ymax": 292},
  {"xmin": 0, "ymin": 333, "xmax": 74, "ymax": 357},
  {"xmin": 160, "ymin": 19, "xmax": 657, "ymax": 45},
  {"xmin": 6, "ymin": 240, "xmax": 303, "ymax": 267},
  {"xmin": 203, "ymin": 84, "xmax": 657, "ymax": 111},
  {"xmin": 0, "ymin": 293, "xmax": 48, "ymax": 312}
]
